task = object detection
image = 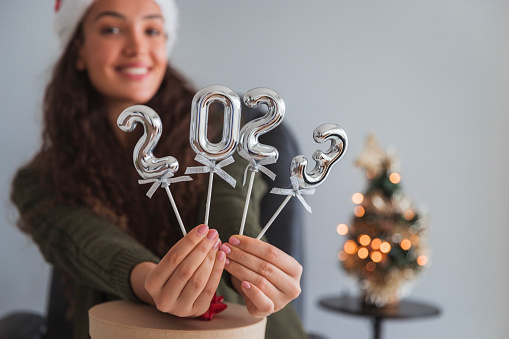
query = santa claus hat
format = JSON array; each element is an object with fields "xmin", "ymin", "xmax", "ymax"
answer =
[{"xmin": 54, "ymin": 0, "xmax": 178, "ymax": 55}]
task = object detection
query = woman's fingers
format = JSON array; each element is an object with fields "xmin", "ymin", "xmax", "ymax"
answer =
[
  {"xmin": 221, "ymin": 235, "xmax": 302, "ymax": 314},
  {"xmin": 222, "ymin": 251, "xmax": 281, "ymax": 298},
  {"xmin": 239, "ymin": 280, "xmax": 275, "ymax": 318},
  {"xmin": 228, "ymin": 235, "xmax": 302, "ymax": 279},
  {"xmin": 161, "ymin": 229, "xmax": 219, "ymax": 296},
  {"xmin": 146, "ymin": 224, "xmax": 211, "ymax": 291},
  {"xmin": 145, "ymin": 225, "xmax": 222, "ymax": 315},
  {"xmin": 189, "ymin": 250, "xmax": 227, "ymax": 317},
  {"xmin": 176, "ymin": 238, "xmax": 221, "ymax": 313},
  {"xmin": 221, "ymin": 237, "xmax": 302, "ymax": 298}
]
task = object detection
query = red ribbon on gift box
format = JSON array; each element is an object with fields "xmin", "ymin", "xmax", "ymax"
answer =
[{"xmin": 199, "ymin": 292, "xmax": 227, "ymax": 320}]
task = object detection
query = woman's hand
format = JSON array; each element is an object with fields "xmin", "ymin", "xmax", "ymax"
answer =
[
  {"xmin": 130, "ymin": 224, "xmax": 226, "ymax": 318},
  {"xmin": 220, "ymin": 235, "xmax": 302, "ymax": 318}
]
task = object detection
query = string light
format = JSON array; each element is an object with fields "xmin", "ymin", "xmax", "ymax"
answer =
[
  {"xmin": 354, "ymin": 206, "xmax": 365, "ymax": 217},
  {"xmin": 344, "ymin": 240, "xmax": 357, "ymax": 254},
  {"xmin": 352, "ymin": 193, "xmax": 364, "ymax": 204},
  {"xmin": 417, "ymin": 255, "xmax": 428, "ymax": 266},
  {"xmin": 404, "ymin": 209, "xmax": 415, "ymax": 220},
  {"xmin": 410, "ymin": 234, "xmax": 420, "ymax": 245},
  {"xmin": 358, "ymin": 247, "xmax": 369, "ymax": 259},
  {"xmin": 389, "ymin": 172, "xmax": 401, "ymax": 184},
  {"xmin": 337, "ymin": 224, "xmax": 349, "ymax": 235},
  {"xmin": 366, "ymin": 262, "xmax": 376, "ymax": 272},
  {"xmin": 338, "ymin": 251, "xmax": 348, "ymax": 261},
  {"xmin": 371, "ymin": 251, "xmax": 382, "ymax": 263},
  {"xmin": 358, "ymin": 234, "xmax": 371, "ymax": 246},
  {"xmin": 371, "ymin": 238, "xmax": 381, "ymax": 250},
  {"xmin": 380, "ymin": 242, "xmax": 392, "ymax": 253},
  {"xmin": 400, "ymin": 239, "xmax": 412, "ymax": 251},
  {"xmin": 366, "ymin": 169, "xmax": 376, "ymax": 179}
]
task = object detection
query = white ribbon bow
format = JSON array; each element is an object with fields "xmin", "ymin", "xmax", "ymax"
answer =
[
  {"xmin": 185, "ymin": 154, "xmax": 237, "ymax": 188},
  {"xmin": 239, "ymin": 149, "xmax": 277, "ymax": 185},
  {"xmin": 269, "ymin": 175, "xmax": 315, "ymax": 213},
  {"xmin": 138, "ymin": 172, "xmax": 193, "ymax": 198}
]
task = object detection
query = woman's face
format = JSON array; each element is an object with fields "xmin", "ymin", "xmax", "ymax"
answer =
[{"xmin": 77, "ymin": 0, "xmax": 168, "ymax": 110}]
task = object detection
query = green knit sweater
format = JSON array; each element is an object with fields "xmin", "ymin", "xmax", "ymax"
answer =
[{"xmin": 12, "ymin": 156, "xmax": 307, "ymax": 339}]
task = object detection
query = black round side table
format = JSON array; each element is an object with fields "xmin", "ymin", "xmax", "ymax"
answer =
[{"xmin": 318, "ymin": 295, "xmax": 440, "ymax": 339}]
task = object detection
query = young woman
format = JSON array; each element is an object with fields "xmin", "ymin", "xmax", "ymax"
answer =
[{"xmin": 11, "ymin": 0, "xmax": 307, "ymax": 338}]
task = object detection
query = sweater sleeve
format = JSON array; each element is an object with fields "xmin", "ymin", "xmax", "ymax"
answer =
[{"xmin": 11, "ymin": 165, "xmax": 160, "ymax": 302}]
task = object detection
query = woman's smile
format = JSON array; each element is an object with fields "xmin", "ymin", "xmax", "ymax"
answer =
[{"xmin": 116, "ymin": 62, "xmax": 152, "ymax": 79}]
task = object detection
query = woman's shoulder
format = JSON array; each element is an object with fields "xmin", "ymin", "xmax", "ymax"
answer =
[
  {"xmin": 11, "ymin": 155, "xmax": 54, "ymax": 209},
  {"xmin": 13, "ymin": 155, "xmax": 45, "ymax": 186}
]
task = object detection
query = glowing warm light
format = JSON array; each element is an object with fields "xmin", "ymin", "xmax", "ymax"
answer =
[
  {"xmin": 404, "ymin": 209, "xmax": 415, "ymax": 220},
  {"xmin": 371, "ymin": 238, "xmax": 381, "ymax": 250},
  {"xmin": 337, "ymin": 224, "xmax": 349, "ymax": 235},
  {"xmin": 358, "ymin": 247, "xmax": 369, "ymax": 259},
  {"xmin": 366, "ymin": 169, "xmax": 376, "ymax": 179},
  {"xmin": 410, "ymin": 235, "xmax": 420, "ymax": 245},
  {"xmin": 400, "ymin": 239, "xmax": 412, "ymax": 251},
  {"xmin": 389, "ymin": 172, "xmax": 401, "ymax": 184},
  {"xmin": 344, "ymin": 240, "xmax": 358, "ymax": 254},
  {"xmin": 338, "ymin": 251, "xmax": 348, "ymax": 261},
  {"xmin": 354, "ymin": 206, "xmax": 365, "ymax": 217},
  {"xmin": 380, "ymin": 242, "xmax": 392, "ymax": 253},
  {"xmin": 352, "ymin": 193, "xmax": 364, "ymax": 204},
  {"xmin": 371, "ymin": 251, "xmax": 382, "ymax": 263},
  {"xmin": 366, "ymin": 262, "xmax": 376, "ymax": 271},
  {"xmin": 417, "ymin": 255, "xmax": 428, "ymax": 266},
  {"xmin": 358, "ymin": 234, "xmax": 371, "ymax": 246}
]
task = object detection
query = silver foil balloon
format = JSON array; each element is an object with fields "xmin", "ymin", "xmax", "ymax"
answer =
[
  {"xmin": 238, "ymin": 88, "xmax": 285, "ymax": 163},
  {"xmin": 190, "ymin": 85, "xmax": 241, "ymax": 161},
  {"xmin": 117, "ymin": 105, "xmax": 179, "ymax": 179},
  {"xmin": 290, "ymin": 123, "xmax": 348, "ymax": 189}
]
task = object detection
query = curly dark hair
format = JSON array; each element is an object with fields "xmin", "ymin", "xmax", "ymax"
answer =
[{"xmin": 21, "ymin": 25, "xmax": 212, "ymax": 257}]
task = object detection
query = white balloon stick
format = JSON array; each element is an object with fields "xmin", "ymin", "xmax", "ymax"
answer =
[
  {"xmin": 239, "ymin": 171, "xmax": 256, "ymax": 235},
  {"xmin": 164, "ymin": 186, "xmax": 187, "ymax": 236},
  {"xmin": 256, "ymin": 195, "xmax": 292, "ymax": 240}
]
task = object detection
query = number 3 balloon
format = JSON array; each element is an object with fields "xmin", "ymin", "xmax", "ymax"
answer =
[
  {"xmin": 257, "ymin": 123, "xmax": 348, "ymax": 240},
  {"xmin": 290, "ymin": 123, "xmax": 348, "ymax": 189}
]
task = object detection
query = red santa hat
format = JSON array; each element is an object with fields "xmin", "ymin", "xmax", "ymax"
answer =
[{"xmin": 54, "ymin": 0, "xmax": 178, "ymax": 55}]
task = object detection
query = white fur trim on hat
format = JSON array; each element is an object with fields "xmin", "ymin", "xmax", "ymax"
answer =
[{"xmin": 54, "ymin": 0, "xmax": 178, "ymax": 55}]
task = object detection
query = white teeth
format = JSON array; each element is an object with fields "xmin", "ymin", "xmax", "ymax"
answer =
[{"xmin": 122, "ymin": 67, "xmax": 148, "ymax": 75}]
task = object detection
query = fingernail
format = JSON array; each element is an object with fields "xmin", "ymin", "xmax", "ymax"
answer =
[
  {"xmin": 229, "ymin": 236, "xmax": 240, "ymax": 246},
  {"xmin": 213, "ymin": 239, "xmax": 221, "ymax": 249},
  {"xmin": 225, "ymin": 258, "xmax": 230, "ymax": 265},
  {"xmin": 242, "ymin": 281, "xmax": 251, "ymax": 290},
  {"xmin": 217, "ymin": 251, "xmax": 225, "ymax": 261},
  {"xmin": 207, "ymin": 229, "xmax": 218, "ymax": 240},
  {"xmin": 197, "ymin": 224, "xmax": 209, "ymax": 235},
  {"xmin": 219, "ymin": 243, "xmax": 231, "ymax": 254}
]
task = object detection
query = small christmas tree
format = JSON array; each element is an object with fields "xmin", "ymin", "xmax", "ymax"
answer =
[{"xmin": 337, "ymin": 134, "xmax": 429, "ymax": 307}]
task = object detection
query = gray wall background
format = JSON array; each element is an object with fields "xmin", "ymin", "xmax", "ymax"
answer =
[{"xmin": 1, "ymin": 1, "xmax": 508, "ymax": 338}]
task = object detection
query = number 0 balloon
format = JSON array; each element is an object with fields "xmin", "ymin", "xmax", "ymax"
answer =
[{"xmin": 185, "ymin": 85, "xmax": 242, "ymax": 226}]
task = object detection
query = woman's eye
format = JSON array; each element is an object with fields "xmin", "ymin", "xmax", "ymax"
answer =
[
  {"xmin": 101, "ymin": 26, "xmax": 120, "ymax": 35},
  {"xmin": 146, "ymin": 28, "xmax": 162, "ymax": 36}
]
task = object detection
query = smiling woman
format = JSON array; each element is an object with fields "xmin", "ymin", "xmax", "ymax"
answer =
[
  {"xmin": 76, "ymin": 0, "xmax": 168, "ymax": 126},
  {"xmin": 8, "ymin": 0, "xmax": 307, "ymax": 339}
]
